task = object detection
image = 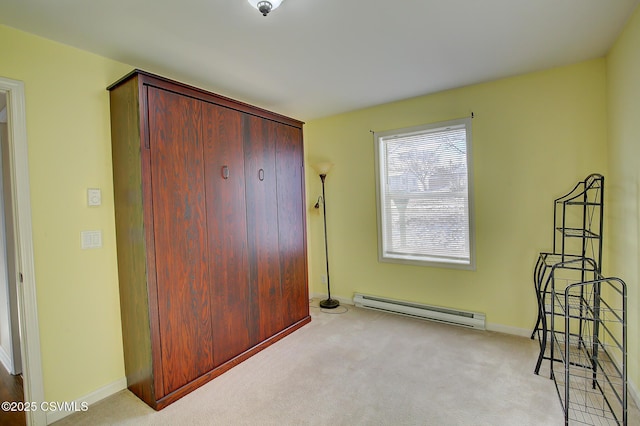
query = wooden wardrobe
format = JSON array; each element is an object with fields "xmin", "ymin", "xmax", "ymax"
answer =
[{"xmin": 107, "ymin": 70, "xmax": 310, "ymax": 410}]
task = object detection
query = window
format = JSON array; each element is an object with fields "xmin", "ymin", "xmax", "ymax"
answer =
[{"xmin": 374, "ymin": 117, "xmax": 475, "ymax": 269}]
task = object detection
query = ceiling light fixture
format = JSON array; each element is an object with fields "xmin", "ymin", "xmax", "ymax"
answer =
[{"xmin": 247, "ymin": 0, "xmax": 283, "ymax": 16}]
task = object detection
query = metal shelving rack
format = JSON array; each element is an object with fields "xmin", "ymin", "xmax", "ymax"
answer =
[
  {"xmin": 532, "ymin": 254, "xmax": 599, "ymax": 374},
  {"xmin": 552, "ymin": 173, "xmax": 604, "ymax": 270},
  {"xmin": 531, "ymin": 174, "xmax": 628, "ymax": 425},
  {"xmin": 552, "ymin": 275, "xmax": 627, "ymax": 425}
]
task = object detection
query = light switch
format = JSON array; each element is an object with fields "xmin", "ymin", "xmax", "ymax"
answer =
[
  {"xmin": 81, "ymin": 230, "xmax": 102, "ymax": 249},
  {"xmin": 87, "ymin": 188, "xmax": 101, "ymax": 206}
]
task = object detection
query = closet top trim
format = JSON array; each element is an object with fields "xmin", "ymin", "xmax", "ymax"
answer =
[{"xmin": 107, "ymin": 69, "xmax": 304, "ymax": 129}]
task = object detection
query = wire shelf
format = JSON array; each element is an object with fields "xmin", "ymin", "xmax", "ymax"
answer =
[
  {"xmin": 532, "ymin": 174, "xmax": 628, "ymax": 425},
  {"xmin": 552, "ymin": 337, "xmax": 627, "ymax": 425},
  {"xmin": 547, "ymin": 278, "xmax": 628, "ymax": 425}
]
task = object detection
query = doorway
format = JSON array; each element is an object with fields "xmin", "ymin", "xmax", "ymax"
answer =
[
  {"xmin": 0, "ymin": 77, "xmax": 45, "ymax": 426},
  {"xmin": 0, "ymin": 91, "xmax": 25, "ymax": 425}
]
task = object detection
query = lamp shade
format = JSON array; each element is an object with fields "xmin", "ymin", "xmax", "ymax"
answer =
[
  {"xmin": 313, "ymin": 162, "xmax": 334, "ymax": 176},
  {"xmin": 247, "ymin": 0, "xmax": 284, "ymax": 15}
]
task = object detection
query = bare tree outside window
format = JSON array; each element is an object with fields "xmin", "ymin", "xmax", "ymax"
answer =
[{"xmin": 375, "ymin": 118, "xmax": 475, "ymax": 269}]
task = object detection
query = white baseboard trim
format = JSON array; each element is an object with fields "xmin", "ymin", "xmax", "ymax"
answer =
[
  {"xmin": 488, "ymin": 322, "xmax": 640, "ymax": 411},
  {"xmin": 629, "ymin": 376, "xmax": 640, "ymax": 410},
  {"xmin": 485, "ymin": 322, "xmax": 532, "ymax": 338},
  {"xmin": 485, "ymin": 324, "xmax": 640, "ymax": 409},
  {"xmin": 310, "ymin": 293, "xmax": 354, "ymax": 306},
  {"xmin": 319, "ymin": 293, "xmax": 534, "ymax": 337},
  {"xmin": 311, "ymin": 293, "xmax": 640, "ymax": 410},
  {"xmin": 0, "ymin": 345, "xmax": 13, "ymax": 374},
  {"xmin": 46, "ymin": 376, "xmax": 127, "ymax": 424}
]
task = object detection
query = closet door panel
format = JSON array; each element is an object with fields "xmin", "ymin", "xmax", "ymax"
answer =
[
  {"xmin": 147, "ymin": 87, "xmax": 214, "ymax": 395},
  {"xmin": 202, "ymin": 103, "xmax": 253, "ymax": 366},
  {"xmin": 244, "ymin": 115, "xmax": 284, "ymax": 343},
  {"xmin": 110, "ymin": 70, "xmax": 309, "ymax": 410},
  {"xmin": 275, "ymin": 125, "xmax": 309, "ymax": 326}
]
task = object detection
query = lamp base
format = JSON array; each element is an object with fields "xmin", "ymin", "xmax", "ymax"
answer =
[{"xmin": 319, "ymin": 298, "xmax": 340, "ymax": 309}]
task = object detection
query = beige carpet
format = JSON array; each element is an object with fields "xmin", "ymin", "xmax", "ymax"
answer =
[{"xmin": 53, "ymin": 299, "xmax": 637, "ymax": 425}]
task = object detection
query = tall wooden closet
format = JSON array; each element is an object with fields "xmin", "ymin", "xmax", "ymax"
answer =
[{"xmin": 108, "ymin": 70, "xmax": 310, "ymax": 410}]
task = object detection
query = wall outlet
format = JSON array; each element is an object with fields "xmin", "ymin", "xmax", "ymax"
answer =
[
  {"xmin": 81, "ymin": 230, "xmax": 102, "ymax": 249},
  {"xmin": 320, "ymin": 275, "xmax": 328, "ymax": 284}
]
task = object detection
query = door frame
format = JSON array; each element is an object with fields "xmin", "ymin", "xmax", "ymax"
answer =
[{"xmin": 0, "ymin": 76, "xmax": 46, "ymax": 426}]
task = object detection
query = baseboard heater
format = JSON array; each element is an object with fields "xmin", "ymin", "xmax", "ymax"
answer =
[{"xmin": 353, "ymin": 293, "xmax": 486, "ymax": 330}]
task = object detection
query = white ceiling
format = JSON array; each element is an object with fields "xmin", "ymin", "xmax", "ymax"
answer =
[{"xmin": 1, "ymin": 0, "xmax": 638, "ymax": 121}]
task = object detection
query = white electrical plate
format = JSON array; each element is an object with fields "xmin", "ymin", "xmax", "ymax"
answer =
[
  {"xmin": 81, "ymin": 230, "xmax": 102, "ymax": 249},
  {"xmin": 87, "ymin": 188, "xmax": 101, "ymax": 206}
]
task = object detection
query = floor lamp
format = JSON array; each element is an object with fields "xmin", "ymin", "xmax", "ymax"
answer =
[{"xmin": 313, "ymin": 162, "xmax": 339, "ymax": 309}]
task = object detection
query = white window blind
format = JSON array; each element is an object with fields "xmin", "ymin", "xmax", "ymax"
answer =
[{"xmin": 374, "ymin": 118, "xmax": 475, "ymax": 269}]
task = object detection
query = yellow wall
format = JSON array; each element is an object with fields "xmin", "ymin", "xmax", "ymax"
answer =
[
  {"xmin": 0, "ymin": 25, "xmax": 131, "ymax": 402},
  {"xmin": 305, "ymin": 59, "xmax": 608, "ymax": 331},
  {"xmin": 1, "ymin": 7, "xmax": 637, "ymax": 410},
  {"xmin": 607, "ymin": 4, "xmax": 640, "ymax": 398}
]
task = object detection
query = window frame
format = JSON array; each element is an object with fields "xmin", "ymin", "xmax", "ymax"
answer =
[{"xmin": 374, "ymin": 117, "xmax": 476, "ymax": 270}]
